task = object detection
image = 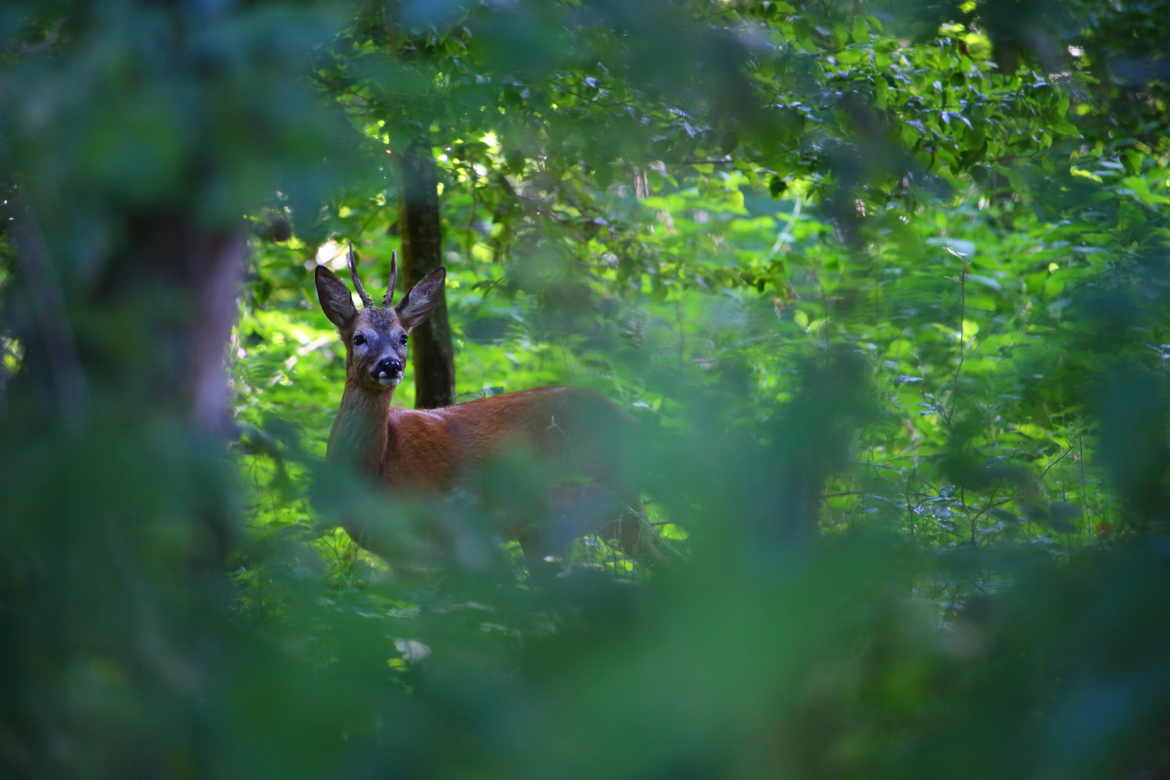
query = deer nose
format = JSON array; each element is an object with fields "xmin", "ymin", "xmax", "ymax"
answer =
[{"xmin": 373, "ymin": 358, "xmax": 402, "ymax": 379}]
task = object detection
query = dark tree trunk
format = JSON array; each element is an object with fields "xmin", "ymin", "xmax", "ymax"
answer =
[
  {"xmin": 1, "ymin": 203, "xmax": 246, "ymax": 777},
  {"xmin": 397, "ymin": 139, "xmax": 455, "ymax": 409},
  {"xmin": 109, "ymin": 213, "xmax": 247, "ymax": 434}
]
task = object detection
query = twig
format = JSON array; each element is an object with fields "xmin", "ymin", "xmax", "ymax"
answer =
[
  {"xmin": 969, "ymin": 495, "xmax": 1012, "ymax": 524},
  {"xmin": 770, "ymin": 192, "xmax": 803, "ymax": 257},
  {"xmin": 266, "ymin": 334, "xmax": 335, "ymax": 387},
  {"xmin": 820, "ymin": 490, "xmax": 867, "ymax": 499},
  {"xmin": 1039, "ymin": 447, "xmax": 1074, "ymax": 480},
  {"xmin": 677, "ymin": 157, "xmax": 735, "ymax": 165},
  {"xmin": 1078, "ymin": 431, "xmax": 1090, "ymax": 537},
  {"xmin": 905, "ymin": 467, "xmax": 917, "ymax": 536},
  {"xmin": 946, "ymin": 262, "xmax": 968, "ymax": 426}
]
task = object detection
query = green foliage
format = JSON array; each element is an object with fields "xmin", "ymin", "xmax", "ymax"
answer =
[{"xmin": 4, "ymin": 0, "xmax": 1170, "ymax": 778}]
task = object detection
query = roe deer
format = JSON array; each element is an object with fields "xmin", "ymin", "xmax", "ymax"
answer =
[{"xmin": 315, "ymin": 244, "xmax": 656, "ymax": 568}]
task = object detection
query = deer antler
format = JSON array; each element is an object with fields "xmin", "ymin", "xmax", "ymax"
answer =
[
  {"xmin": 346, "ymin": 242, "xmax": 373, "ymax": 307},
  {"xmin": 384, "ymin": 251, "xmax": 398, "ymax": 307}
]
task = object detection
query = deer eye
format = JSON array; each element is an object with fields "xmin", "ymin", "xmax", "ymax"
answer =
[
  {"xmin": 353, "ymin": 333, "xmax": 367, "ymax": 346},
  {"xmin": 399, "ymin": 334, "xmax": 408, "ymax": 346}
]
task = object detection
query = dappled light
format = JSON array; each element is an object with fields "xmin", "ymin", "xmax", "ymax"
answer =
[{"xmin": 3, "ymin": 1, "xmax": 1170, "ymax": 778}]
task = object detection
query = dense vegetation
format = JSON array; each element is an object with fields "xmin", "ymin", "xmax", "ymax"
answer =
[{"xmin": 2, "ymin": 1, "xmax": 1169, "ymax": 777}]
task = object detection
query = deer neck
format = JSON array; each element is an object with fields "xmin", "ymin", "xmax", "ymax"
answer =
[{"xmin": 328, "ymin": 380, "xmax": 393, "ymax": 476}]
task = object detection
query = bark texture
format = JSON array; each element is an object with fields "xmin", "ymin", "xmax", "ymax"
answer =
[{"xmin": 397, "ymin": 140, "xmax": 455, "ymax": 409}]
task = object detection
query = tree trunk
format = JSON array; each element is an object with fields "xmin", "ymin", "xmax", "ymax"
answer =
[
  {"xmin": 1, "ymin": 203, "xmax": 246, "ymax": 777},
  {"xmin": 397, "ymin": 139, "xmax": 455, "ymax": 409}
]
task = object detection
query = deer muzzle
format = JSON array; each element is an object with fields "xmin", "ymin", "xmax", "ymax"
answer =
[{"xmin": 372, "ymin": 357, "xmax": 403, "ymax": 386}]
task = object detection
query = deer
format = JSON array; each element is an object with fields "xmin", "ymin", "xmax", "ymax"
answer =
[{"xmin": 314, "ymin": 244, "xmax": 658, "ymax": 570}]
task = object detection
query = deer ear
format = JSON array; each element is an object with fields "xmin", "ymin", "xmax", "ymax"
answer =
[
  {"xmin": 395, "ymin": 267, "xmax": 446, "ymax": 331},
  {"xmin": 315, "ymin": 266, "xmax": 357, "ymax": 328}
]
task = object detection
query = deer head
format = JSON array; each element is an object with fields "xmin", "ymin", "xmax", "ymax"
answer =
[{"xmin": 315, "ymin": 243, "xmax": 445, "ymax": 392}]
